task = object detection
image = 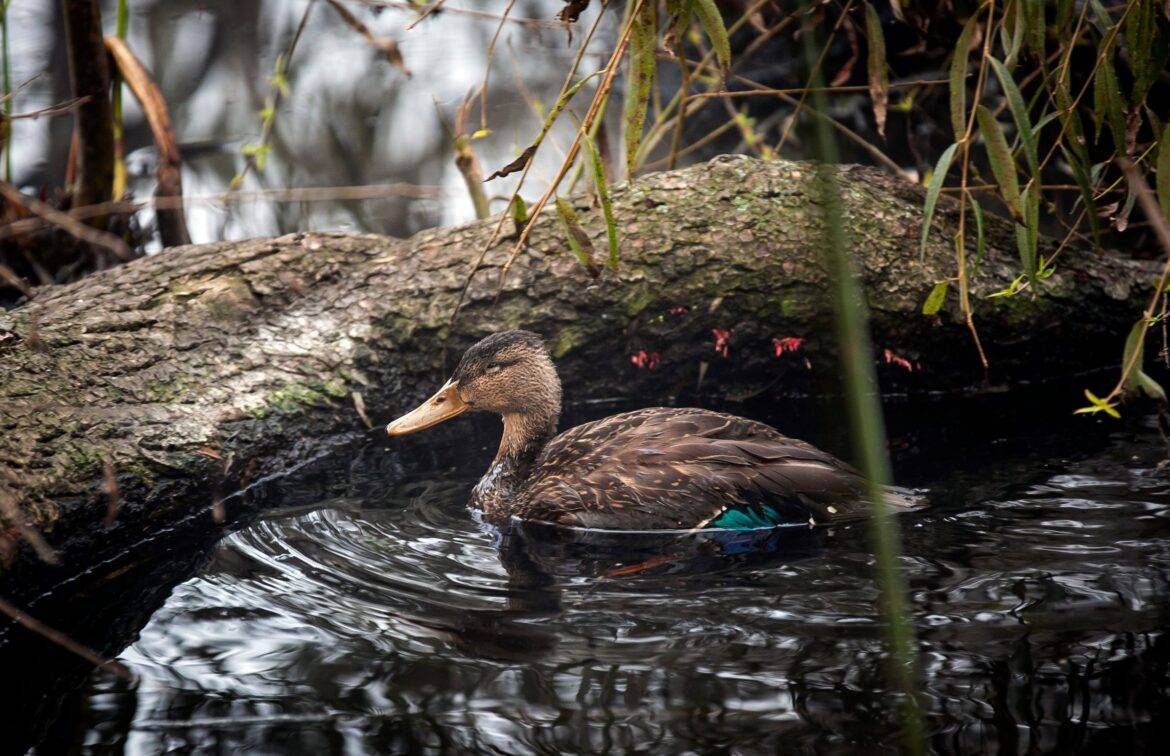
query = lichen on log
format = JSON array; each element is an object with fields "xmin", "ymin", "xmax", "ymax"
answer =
[{"xmin": 0, "ymin": 156, "xmax": 1156, "ymax": 584}]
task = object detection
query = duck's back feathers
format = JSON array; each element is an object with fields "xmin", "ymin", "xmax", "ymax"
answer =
[{"xmin": 511, "ymin": 408, "xmax": 911, "ymax": 530}]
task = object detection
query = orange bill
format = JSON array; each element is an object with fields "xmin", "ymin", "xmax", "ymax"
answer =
[{"xmin": 386, "ymin": 379, "xmax": 469, "ymax": 436}]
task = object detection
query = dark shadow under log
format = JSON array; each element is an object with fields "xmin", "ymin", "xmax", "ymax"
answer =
[{"xmin": 0, "ymin": 156, "xmax": 1159, "ymax": 588}]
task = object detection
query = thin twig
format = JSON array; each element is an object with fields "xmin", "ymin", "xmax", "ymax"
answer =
[
  {"xmin": 687, "ymin": 78, "xmax": 950, "ymax": 100},
  {"xmin": 953, "ymin": 0, "xmax": 996, "ymax": 371},
  {"xmin": 1097, "ymin": 161, "xmax": 1170, "ymax": 404},
  {"xmin": 0, "ymin": 262, "xmax": 33, "ymax": 297},
  {"xmin": 0, "ymin": 181, "xmax": 133, "ymax": 259},
  {"xmin": 775, "ymin": 0, "xmax": 856, "ymax": 155},
  {"xmin": 230, "ymin": 0, "xmax": 317, "ymax": 190},
  {"xmin": 447, "ymin": 6, "xmax": 608, "ymax": 328},
  {"xmin": 0, "ymin": 96, "xmax": 90, "ymax": 121},
  {"xmin": 405, "ymin": 0, "xmax": 444, "ymax": 30},
  {"xmin": 0, "ymin": 183, "xmax": 440, "ymax": 240},
  {"xmin": 324, "ymin": 0, "xmax": 410, "ymax": 75},
  {"xmin": 476, "ymin": 0, "xmax": 518, "ymax": 131},
  {"xmin": 0, "ymin": 595, "xmax": 132, "ymax": 679},
  {"xmin": 358, "ymin": 0, "xmax": 560, "ymax": 29},
  {"xmin": 496, "ymin": 0, "xmax": 646, "ymax": 285},
  {"xmin": 735, "ymin": 74, "xmax": 912, "ymax": 180}
]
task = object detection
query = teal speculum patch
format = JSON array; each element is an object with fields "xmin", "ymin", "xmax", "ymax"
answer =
[{"xmin": 710, "ymin": 503, "xmax": 790, "ymax": 530}]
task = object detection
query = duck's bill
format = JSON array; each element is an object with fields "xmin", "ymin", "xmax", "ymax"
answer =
[{"xmin": 386, "ymin": 379, "xmax": 469, "ymax": 436}]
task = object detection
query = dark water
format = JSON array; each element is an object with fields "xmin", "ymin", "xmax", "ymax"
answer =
[{"xmin": 8, "ymin": 399, "xmax": 1166, "ymax": 755}]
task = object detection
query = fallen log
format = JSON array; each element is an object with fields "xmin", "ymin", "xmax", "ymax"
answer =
[{"xmin": 0, "ymin": 155, "xmax": 1158, "ymax": 586}]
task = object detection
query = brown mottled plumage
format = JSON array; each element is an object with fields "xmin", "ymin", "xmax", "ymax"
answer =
[{"xmin": 387, "ymin": 330, "xmax": 919, "ymax": 530}]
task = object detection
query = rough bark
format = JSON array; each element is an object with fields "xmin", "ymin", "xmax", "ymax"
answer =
[{"xmin": 0, "ymin": 156, "xmax": 1158, "ymax": 584}]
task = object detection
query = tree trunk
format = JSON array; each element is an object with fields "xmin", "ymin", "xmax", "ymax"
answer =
[
  {"xmin": 0, "ymin": 156, "xmax": 1157, "ymax": 585},
  {"xmin": 62, "ymin": 0, "xmax": 115, "ymax": 212}
]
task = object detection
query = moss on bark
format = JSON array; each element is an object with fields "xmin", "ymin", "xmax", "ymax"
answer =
[{"xmin": 0, "ymin": 156, "xmax": 1156, "ymax": 585}]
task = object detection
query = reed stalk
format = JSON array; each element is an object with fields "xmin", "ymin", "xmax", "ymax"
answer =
[
  {"xmin": 2, "ymin": 0, "xmax": 13, "ymax": 184},
  {"xmin": 799, "ymin": 5, "xmax": 925, "ymax": 752},
  {"xmin": 111, "ymin": 0, "xmax": 129, "ymax": 197}
]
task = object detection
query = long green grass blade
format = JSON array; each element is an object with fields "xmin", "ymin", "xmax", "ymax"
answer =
[
  {"xmin": 1001, "ymin": 0, "xmax": 1025, "ymax": 69},
  {"xmin": 1054, "ymin": 70, "xmax": 1088, "ymax": 162},
  {"xmin": 555, "ymin": 197, "xmax": 597, "ymax": 274},
  {"xmin": 582, "ymin": 132, "xmax": 619, "ymax": 269},
  {"xmin": 949, "ymin": 14, "xmax": 978, "ymax": 143},
  {"xmin": 2, "ymin": 0, "xmax": 13, "ymax": 183},
  {"xmin": 988, "ymin": 56, "xmax": 1038, "ymax": 174},
  {"xmin": 976, "ymin": 105, "xmax": 1022, "ymax": 218},
  {"xmin": 1020, "ymin": 179, "xmax": 1039, "ymax": 285},
  {"xmin": 1125, "ymin": 0, "xmax": 1158, "ymax": 104},
  {"xmin": 970, "ymin": 194, "xmax": 986, "ymax": 271},
  {"xmin": 692, "ymin": 0, "xmax": 731, "ymax": 69},
  {"xmin": 623, "ymin": 0, "xmax": 656, "ymax": 177},
  {"xmin": 920, "ymin": 142, "xmax": 958, "ymax": 261},
  {"xmin": 1062, "ymin": 144, "xmax": 1102, "ymax": 242},
  {"xmin": 1023, "ymin": 0, "xmax": 1045, "ymax": 56},
  {"xmin": 863, "ymin": 2, "xmax": 888, "ymax": 138},
  {"xmin": 798, "ymin": 8, "xmax": 924, "ymax": 751},
  {"xmin": 1092, "ymin": 48, "xmax": 1126, "ymax": 151}
]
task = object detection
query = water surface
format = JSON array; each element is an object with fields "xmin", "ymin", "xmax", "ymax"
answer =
[{"xmin": 25, "ymin": 402, "xmax": 1170, "ymax": 754}]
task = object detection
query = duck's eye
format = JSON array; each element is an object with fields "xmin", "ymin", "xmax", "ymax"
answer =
[{"xmin": 485, "ymin": 363, "xmax": 504, "ymax": 375}]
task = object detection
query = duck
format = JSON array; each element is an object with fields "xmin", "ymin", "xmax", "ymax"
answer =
[{"xmin": 386, "ymin": 330, "xmax": 919, "ymax": 530}]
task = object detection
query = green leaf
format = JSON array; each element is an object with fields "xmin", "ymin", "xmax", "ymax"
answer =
[
  {"xmin": 1055, "ymin": 70, "xmax": 1089, "ymax": 162},
  {"xmin": 691, "ymin": 0, "xmax": 731, "ymax": 70},
  {"xmin": 539, "ymin": 71, "xmax": 605, "ymax": 146},
  {"xmin": 988, "ymin": 273, "xmax": 1027, "ymax": 299},
  {"xmin": 1157, "ymin": 123, "xmax": 1170, "ymax": 223},
  {"xmin": 1126, "ymin": 0, "xmax": 1158, "ymax": 104},
  {"xmin": 970, "ymin": 194, "xmax": 986, "ymax": 270},
  {"xmin": 623, "ymin": 0, "xmax": 656, "ymax": 177},
  {"xmin": 1122, "ymin": 319, "xmax": 1145, "ymax": 379},
  {"xmin": 1018, "ymin": 179, "xmax": 1040, "ymax": 285},
  {"xmin": 1061, "ymin": 144, "xmax": 1102, "ymax": 242},
  {"xmin": 555, "ymin": 197, "xmax": 598, "ymax": 275},
  {"xmin": 666, "ymin": 0, "xmax": 691, "ymax": 29},
  {"xmin": 922, "ymin": 281, "xmax": 949, "ymax": 315},
  {"xmin": 863, "ymin": 2, "xmax": 888, "ymax": 138},
  {"xmin": 1074, "ymin": 389, "xmax": 1121, "ymax": 419},
  {"xmin": 988, "ymin": 56, "xmax": 1038, "ymax": 174},
  {"xmin": 920, "ymin": 142, "xmax": 958, "ymax": 261},
  {"xmin": 1022, "ymin": 0, "xmax": 1045, "ymax": 56},
  {"xmin": 1135, "ymin": 371, "xmax": 1167, "ymax": 402},
  {"xmin": 949, "ymin": 14, "xmax": 978, "ymax": 143},
  {"xmin": 1001, "ymin": 0, "xmax": 1025, "ymax": 69},
  {"xmin": 1120, "ymin": 319, "xmax": 1164, "ymax": 400},
  {"xmin": 1093, "ymin": 48, "xmax": 1127, "ymax": 151},
  {"xmin": 509, "ymin": 195, "xmax": 528, "ymax": 236},
  {"xmin": 582, "ymin": 132, "xmax": 619, "ymax": 269},
  {"xmin": 1087, "ymin": 0, "xmax": 1112, "ymax": 35},
  {"xmin": 1029, "ymin": 110, "xmax": 1062, "ymax": 139},
  {"xmin": 976, "ymin": 105, "xmax": 1022, "ymax": 218}
]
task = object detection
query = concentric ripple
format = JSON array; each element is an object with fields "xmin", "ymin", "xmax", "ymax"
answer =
[{"xmin": 65, "ymin": 428, "xmax": 1170, "ymax": 753}]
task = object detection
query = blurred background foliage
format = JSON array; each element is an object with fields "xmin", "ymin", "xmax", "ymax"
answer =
[{"xmin": 2, "ymin": 0, "xmax": 1170, "ymax": 409}]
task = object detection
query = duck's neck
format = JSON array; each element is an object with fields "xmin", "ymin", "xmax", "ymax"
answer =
[
  {"xmin": 498, "ymin": 411, "xmax": 556, "ymax": 472},
  {"xmin": 474, "ymin": 410, "xmax": 557, "ymax": 518}
]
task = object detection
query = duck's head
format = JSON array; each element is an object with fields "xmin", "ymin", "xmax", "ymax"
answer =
[{"xmin": 386, "ymin": 330, "xmax": 562, "ymax": 437}]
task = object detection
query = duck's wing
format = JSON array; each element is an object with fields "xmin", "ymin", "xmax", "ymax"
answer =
[{"xmin": 518, "ymin": 408, "xmax": 905, "ymax": 529}]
